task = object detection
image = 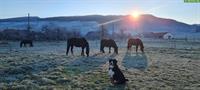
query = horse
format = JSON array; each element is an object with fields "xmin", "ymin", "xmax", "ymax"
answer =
[
  {"xmin": 127, "ymin": 38, "xmax": 144, "ymax": 53},
  {"xmin": 100, "ymin": 39, "xmax": 118, "ymax": 54},
  {"xmin": 20, "ymin": 40, "xmax": 33, "ymax": 47},
  {"xmin": 66, "ymin": 37, "xmax": 89, "ymax": 57}
]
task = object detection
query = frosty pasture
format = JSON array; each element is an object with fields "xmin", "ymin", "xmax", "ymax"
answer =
[{"xmin": 0, "ymin": 40, "xmax": 200, "ymax": 89}]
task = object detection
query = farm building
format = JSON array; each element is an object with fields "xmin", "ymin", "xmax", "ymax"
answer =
[
  {"xmin": 141, "ymin": 32, "xmax": 173, "ymax": 39},
  {"xmin": 141, "ymin": 32, "xmax": 155, "ymax": 38},
  {"xmin": 163, "ymin": 32, "xmax": 173, "ymax": 39}
]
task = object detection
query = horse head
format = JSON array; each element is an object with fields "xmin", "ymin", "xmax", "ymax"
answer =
[
  {"xmin": 114, "ymin": 46, "xmax": 118, "ymax": 54},
  {"xmin": 127, "ymin": 43, "xmax": 131, "ymax": 50}
]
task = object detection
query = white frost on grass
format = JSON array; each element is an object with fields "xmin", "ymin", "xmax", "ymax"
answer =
[{"xmin": 0, "ymin": 40, "xmax": 200, "ymax": 89}]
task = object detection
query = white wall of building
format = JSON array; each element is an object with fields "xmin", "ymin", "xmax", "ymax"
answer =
[{"xmin": 163, "ymin": 33, "xmax": 173, "ymax": 39}]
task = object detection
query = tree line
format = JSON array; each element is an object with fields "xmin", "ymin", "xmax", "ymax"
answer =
[{"xmin": 0, "ymin": 28, "xmax": 130, "ymax": 41}]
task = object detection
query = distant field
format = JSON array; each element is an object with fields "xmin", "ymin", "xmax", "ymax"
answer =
[{"xmin": 1, "ymin": 39, "xmax": 200, "ymax": 53}]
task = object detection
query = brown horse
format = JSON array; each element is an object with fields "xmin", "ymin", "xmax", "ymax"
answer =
[
  {"xmin": 127, "ymin": 38, "xmax": 144, "ymax": 53},
  {"xmin": 100, "ymin": 39, "xmax": 118, "ymax": 54},
  {"xmin": 66, "ymin": 37, "xmax": 89, "ymax": 57},
  {"xmin": 20, "ymin": 40, "xmax": 33, "ymax": 47}
]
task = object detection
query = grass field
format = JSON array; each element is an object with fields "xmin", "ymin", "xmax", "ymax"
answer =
[{"xmin": 0, "ymin": 40, "xmax": 200, "ymax": 90}]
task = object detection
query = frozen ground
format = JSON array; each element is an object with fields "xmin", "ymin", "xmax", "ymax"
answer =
[{"xmin": 0, "ymin": 40, "xmax": 200, "ymax": 90}]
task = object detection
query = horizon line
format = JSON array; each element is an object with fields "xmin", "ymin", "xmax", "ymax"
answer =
[{"xmin": 0, "ymin": 14, "xmax": 199, "ymax": 25}]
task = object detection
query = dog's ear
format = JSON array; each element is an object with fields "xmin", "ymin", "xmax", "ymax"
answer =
[{"xmin": 113, "ymin": 59, "xmax": 117, "ymax": 64}]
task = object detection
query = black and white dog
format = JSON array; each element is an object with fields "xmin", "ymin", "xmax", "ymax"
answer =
[{"xmin": 108, "ymin": 59, "xmax": 128, "ymax": 84}]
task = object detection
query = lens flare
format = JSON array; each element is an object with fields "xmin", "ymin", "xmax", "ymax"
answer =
[{"xmin": 131, "ymin": 11, "xmax": 140, "ymax": 19}]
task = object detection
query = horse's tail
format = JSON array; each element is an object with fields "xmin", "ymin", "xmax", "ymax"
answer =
[{"xmin": 86, "ymin": 42, "xmax": 90, "ymax": 57}]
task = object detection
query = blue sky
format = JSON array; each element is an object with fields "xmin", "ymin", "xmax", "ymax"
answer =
[{"xmin": 0, "ymin": 0, "xmax": 199, "ymax": 24}]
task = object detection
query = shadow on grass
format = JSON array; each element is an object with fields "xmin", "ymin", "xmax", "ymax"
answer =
[
  {"xmin": 105, "ymin": 84, "xmax": 127, "ymax": 90},
  {"xmin": 123, "ymin": 52, "xmax": 148, "ymax": 71},
  {"xmin": 65, "ymin": 53, "xmax": 116, "ymax": 74}
]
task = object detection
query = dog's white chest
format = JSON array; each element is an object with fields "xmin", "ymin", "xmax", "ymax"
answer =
[{"xmin": 108, "ymin": 69, "xmax": 114, "ymax": 78}]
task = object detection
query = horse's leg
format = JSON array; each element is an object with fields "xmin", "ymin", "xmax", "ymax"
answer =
[
  {"xmin": 109, "ymin": 47, "xmax": 111, "ymax": 53},
  {"xmin": 81, "ymin": 47, "xmax": 85, "ymax": 56},
  {"xmin": 100, "ymin": 43, "xmax": 104, "ymax": 53},
  {"xmin": 102, "ymin": 46, "xmax": 105, "ymax": 53},
  {"xmin": 71, "ymin": 46, "xmax": 74, "ymax": 55},
  {"xmin": 20, "ymin": 42, "xmax": 23, "ymax": 47},
  {"xmin": 127, "ymin": 43, "xmax": 130, "ymax": 51},
  {"xmin": 30, "ymin": 42, "xmax": 33, "ymax": 47},
  {"xmin": 136, "ymin": 45, "xmax": 138, "ymax": 53},
  {"xmin": 141, "ymin": 46, "xmax": 144, "ymax": 53},
  {"xmin": 128, "ymin": 44, "xmax": 131, "ymax": 51},
  {"xmin": 66, "ymin": 44, "xmax": 70, "ymax": 55},
  {"xmin": 128, "ymin": 46, "xmax": 131, "ymax": 51}
]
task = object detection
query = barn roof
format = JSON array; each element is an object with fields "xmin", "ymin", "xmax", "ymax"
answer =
[{"xmin": 141, "ymin": 32, "xmax": 171, "ymax": 38}]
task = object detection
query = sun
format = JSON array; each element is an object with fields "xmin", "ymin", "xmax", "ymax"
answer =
[{"xmin": 131, "ymin": 11, "xmax": 140, "ymax": 18}]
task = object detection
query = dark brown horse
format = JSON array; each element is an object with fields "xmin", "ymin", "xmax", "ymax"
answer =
[
  {"xmin": 100, "ymin": 39, "xmax": 118, "ymax": 54},
  {"xmin": 127, "ymin": 38, "xmax": 144, "ymax": 53},
  {"xmin": 66, "ymin": 37, "xmax": 89, "ymax": 57},
  {"xmin": 20, "ymin": 40, "xmax": 33, "ymax": 47}
]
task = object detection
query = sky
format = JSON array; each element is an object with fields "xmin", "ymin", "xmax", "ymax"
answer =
[{"xmin": 0, "ymin": 0, "xmax": 199, "ymax": 24}]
